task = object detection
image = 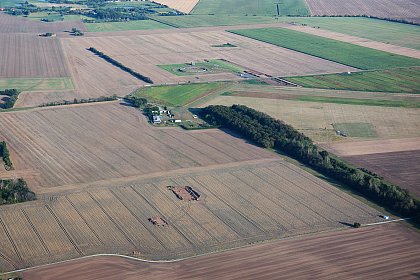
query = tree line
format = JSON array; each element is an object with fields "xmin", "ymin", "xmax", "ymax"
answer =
[
  {"xmin": 0, "ymin": 141, "xmax": 13, "ymax": 171},
  {"xmin": 0, "ymin": 179, "xmax": 36, "ymax": 205},
  {"xmin": 0, "ymin": 89, "xmax": 20, "ymax": 109},
  {"xmin": 87, "ymin": 47, "xmax": 153, "ymax": 84},
  {"xmin": 201, "ymin": 105, "xmax": 419, "ymax": 223},
  {"xmin": 40, "ymin": 95, "xmax": 118, "ymax": 107}
]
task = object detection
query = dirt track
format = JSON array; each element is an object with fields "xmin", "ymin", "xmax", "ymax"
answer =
[{"xmin": 19, "ymin": 223, "xmax": 420, "ymax": 280}]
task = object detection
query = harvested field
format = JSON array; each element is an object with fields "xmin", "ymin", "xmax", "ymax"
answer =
[
  {"xmin": 85, "ymin": 20, "xmax": 172, "ymax": 32},
  {"xmin": 19, "ymin": 223, "xmax": 420, "ymax": 280},
  {"xmin": 0, "ymin": 34, "xmax": 69, "ymax": 78},
  {"xmin": 0, "ymin": 102, "xmax": 276, "ymax": 191},
  {"xmin": 0, "ymin": 12, "xmax": 86, "ymax": 33},
  {"xmin": 152, "ymin": 0, "xmax": 200, "ymax": 13},
  {"xmin": 0, "ymin": 158, "xmax": 381, "ymax": 271},
  {"xmin": 305, "ymin": 0, "xmax": 420, "ymax": 24},
  {"xmin": 61, "ymin": 29, "xmax": 355, "ymax": 87},
  {"xmin": 201, "ymin": 95, "xmax": 420, "ymax": 142}
]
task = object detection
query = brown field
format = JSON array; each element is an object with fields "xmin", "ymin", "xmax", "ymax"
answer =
[
  {"xmin": 0, "ymin": 12, "xmax": 86, "ymax": 34},
  {"xmin": 0, "ymin": 34, "xmax": 69, "ymax": 78},
  {"xmin": 0, "ymin": 102, "xmax": 276, "ymax": 191},
  {"xmin": 284, "ymin": 25, "xmax": 420, "ymax": 59},
  {"xmin": 201, "ymin": 95, "xmax": 420, "ymax": 142},
  {"xmin": 61, "ymin": 29, "xmax": 355, "ymax": 85},
  {"xmin": 345, "ymin": 150, "xmax": 420, "ymax": 198},
  {"xmin": 19, "ymin": 223, "xmax": 420, "ymax": 280},
  {"xmin": 0, "ymin": 157, "xmax": 381, "ymax": 271},
  {"xmin": 305, "ymin": 0, "xmax": 420, "ymax": 23},
  {"xmin": 152, "ymin": 0, "xmax": 200, "ymax": 13}
]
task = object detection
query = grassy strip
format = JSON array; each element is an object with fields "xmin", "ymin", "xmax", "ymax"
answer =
[
  {"xmin": 201, "ymin": 105, "xmax": 419, "ymax": 223},
  {"xmin": 0, "ymin": 141, "xmax": 13, "ymax": 170},
  {"xmin": 0, "ymin": 179, "xmax": 36, "ymax": 205},
  {"xmin": 88, "ymin": 47, "xmax": 153, "ymax": 84},
  {"xmin": 230, "ymin": 28, "xmax": 420, "ymax": 70},
  {"xmin": 286, "ymin": 67, "xmax": 420, "ymax": 94},
  {"xmin": 295, "ymin": 96, "xmax": 420, "ymax": 108},
  {"xmin": 0, "ymin": 77, "xmax": 74, "ymax": 92},
  {"xmin": 133, "ymin": 83, "xmax": 222, "ymax": 106}
]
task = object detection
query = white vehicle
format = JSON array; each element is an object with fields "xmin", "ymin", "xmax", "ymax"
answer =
[{"xmin": 193, "ymin": 114, "xmax": 198, "ymax": 118}]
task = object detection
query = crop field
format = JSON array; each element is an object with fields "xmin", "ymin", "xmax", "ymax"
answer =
[
  {"xmin": 286, "ymin": 67, "xmax": 420, "ymax": 94},
  {"xmin": 152, "ymin": 0, "xmax": 200, "ymax": 13},
  {"xmin": 305, "ymin": 0, "xmax": 420, "ymax": 24},
  {"xmin": 0, "ymin": 157, "xmax": 381, "ymax": 271},
  {"xmin": 0, "ymin": 78, "xmax": 73, "ymax": 92},
  {"xmin": 201, "ymin": 95, "xmax": 420, "ymax": 142},
  {"xmin": 85, "ymin": 20, "xmax": 172, "ymax": 32},
  {"xmin": 19, "ymin": 223, "xmax": 420, "ymax": 280},
  {"xmin": 134, "ymin": 83, "xmax": 225, "ymax": 106},
  {"xmin": 62, "ymin": 29, "xmax": 354, "ymax": 87},
  {"xmin": 192, "ymin": 0, "xmax": 309, "ymax": 16},
  {"xmin": 276, "ymin": 17, "xmax": 420, "ymax": 50},
  {"xmin": 230, "ymin": 28, "xmax": 420, "ymax": 70},
  {"xmin": 0, "ymin": 34, "xmax": 70, "ymax": 78},
  {"xmin": 0, "ymin": 12, "xmax": 86, "ymax": 33},
  {"xmin": 0, "ymin": 102, "xmax": 278, "ymax": 191},
  {"xmin": 158, "ymin": 59, "xmax": 243, "ymax": 76},
  {"xmin": 150, "ymin": 15, "xmax": 280, "ymax": 28}
]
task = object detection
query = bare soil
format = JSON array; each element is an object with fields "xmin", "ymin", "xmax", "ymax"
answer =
[{"xmin": 20, "ymin": 223, "xmax": 420, "ymax": 280}]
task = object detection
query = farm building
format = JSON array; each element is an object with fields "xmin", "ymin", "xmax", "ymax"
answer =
[{"xmin": 152, "ymin": 115, "xmax": 162, "ymax": 124}]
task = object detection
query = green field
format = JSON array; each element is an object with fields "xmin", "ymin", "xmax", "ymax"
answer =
[
  {"xmin": 158, "ymin": 60, "xmax": 243, "ymax": 76},
  {"xmin": 295, "ymin": 96, "xmax": 420, "ymax": 108},
  {"xmin": 192, "ymin": 0, "xmax": 309, "ymax": 16},
  {"xmin": 0, "ymin": 0, "xmax": 20, "ymax": 8},
  {"xmin": 85, "ymin": 20, "xmax": 172, "ymax": 32},
  {"xmin": 333, "ymin": 122, "xmax": 377, "ymax": 138},
  {"xmin": 25, "ymin": 11, "xmax": 64, "ymax": 22},
  {"xmin": 0, "ymin": 78, "xmax": 74, "ymax": 91},
  {"xmin": 286, "ymin": 67, "xmax": 420, "ymax": 94},
  {"xmin": 151, "ymin": 15, "xmax": 280, "ymax": 28},
  {"xmin": 276, "ymin": 17, "xmax": 420, "ymax": 50},
  {"xmin": 230, "ymin": 28, "xmax": 420, "ymax": 70},
  {"xmin": 133, "ymin": 83, "xmax": 223, "ymax": 106}
]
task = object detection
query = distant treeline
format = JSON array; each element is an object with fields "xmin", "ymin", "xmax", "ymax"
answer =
[
  {"xmin": 40, "ymin": 95, "xmax": 118, "ymax": 107},
  {"xmin": 0, "ymin": 141, "xmax": 13, "ymax": 171},
  {"xmin": 87, "ymin": 47, "xmax": 153, "ymax": 84},
  {"xmin": 0, "ymin": 179, "xmax": 36, "ymax": 205},
  {"xmin": 313, "ymin": 15, "xmax": 420, "ymax": 26},
  {"xmin": 201, "ymin": 105, "xmax": 419, "ymax": 223},
  {"xmin": 0, "ymin": 89, "xmax": 20, "ymax": 109}
]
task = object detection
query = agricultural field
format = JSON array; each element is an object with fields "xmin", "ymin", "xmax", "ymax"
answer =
[
  {"xmin": 276, "ymin": 17, "xmax": 420, "ymax": 50},
  {"xmin": 150, "ymin": 15, "xmax": 280, "ymax": 28},
  {"xmin": 85, "ymin": 20, "xmax": 172, "ymax": 32},
  {"xmin": 0, "ymin": 155, "xmax": 382, "ymax": 271},
  {"xmin": 152, "ymin": 0, "xmax": 200, "ymax": 13},
  {"xmin": 0, "ymin": 78, "xmax": 73, "ymax": 92},
  {"xmin": 191, "ymin": 0, "xmax": 309, "ymax": 16},
  {"xmin": 61, "ymin": 29, "xmax": 354, "ymax": 88},
  {"xmin": 19, "ymin": 223, "xmax": 420, "ymax": 280},
  {"xmin": 286, "ymin": 67, "xmax": 420, "ymax": 94},
  {"xmin": 0, "ymin": 102, "xmax": 276, "ymax": 191},
  {"xmin": 158, "ymin": 59, "xmax": 243, "ymax": 76},
  {"xmin": 134, "ymin": 82, "xmax": 226, "ymax": 106},
  {"xmin": 201, "ymin": 95, "xmax": 420, "ymax": 142},
  {"xmin": 230, "ymin": 28, "xmax": 420, "ymax": 70},
  {"xmin": 0, "ymin": 34, "xmax": 70, "ymax": 78},
  {"xmin": 0, "ymin": 12, "xmax": 86, "ymax": 33},
  {"xmin": 305, "ymin": 0, "xmax": 420, "ymax": 24},
  {"xmin": 321, "ymin": 137, "xmax": 420, "ymax": 198}
]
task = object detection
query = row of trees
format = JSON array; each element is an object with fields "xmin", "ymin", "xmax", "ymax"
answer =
[
  {"xmin": 87, "ymin": 47, "xmax": 153, "ymax": 84},
  {"xmin": 125, "ymin": 96, "xmax": 148, "ymax": 108},
  {"xmin": 0, "ymin": 179, "xmax": 36, "ymax": 205},
  {"xmin": 0, "ymin": 89, "xmax": 20, "ymax": 109},
  {"xmin": 201, "ymin": 105, "xmax": 419, "ymax": 222},
  {"xmin": 0, "ymin": 141, "xmax": 13, "ymax": 171},
  {"xmin": 40, "ymin": 95, "xmax": 118, "ymax": 107}
]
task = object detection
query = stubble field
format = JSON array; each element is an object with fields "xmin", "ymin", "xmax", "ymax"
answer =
[
  {"xmin": 0, "ymin": 157, "xmax": 381, "ymax": 271},
  {"xmin": 152, "ymin": 0, "xmax": 200, "ymax": 13}
]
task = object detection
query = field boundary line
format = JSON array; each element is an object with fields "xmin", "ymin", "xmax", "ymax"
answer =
[{"xmin": 1, "ymin": 219, "xmax": 410, "ymax": 275}]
